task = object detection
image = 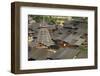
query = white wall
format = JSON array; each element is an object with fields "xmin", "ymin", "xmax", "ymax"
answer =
[{"xmin": 0, "ymin": 0, "xmax": 100, "ymax": 76}]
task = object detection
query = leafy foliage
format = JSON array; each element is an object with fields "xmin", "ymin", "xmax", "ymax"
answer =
[
  {"xmin": 29, "ymin": 15, "xmax": 67, "ymax": 25},
  {"xmin": 79, "ymin": 45, "xmax": 87, "ymax": 51}
]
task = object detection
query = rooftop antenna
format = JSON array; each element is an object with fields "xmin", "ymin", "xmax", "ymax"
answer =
[
  {"xmin": 42, "ymin": 16, "xmax": 47, "ymax": 27},
  {"xmin": 43, "ymin": 16, "xmax": 45, "ymax": 26},
  {"xmin": 40, "ymin": 16, "xmax": 45, "ymax": 27},
  {"xmin": 43, "ymin": 16, "xmax": 44, "ymax": 24}
]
